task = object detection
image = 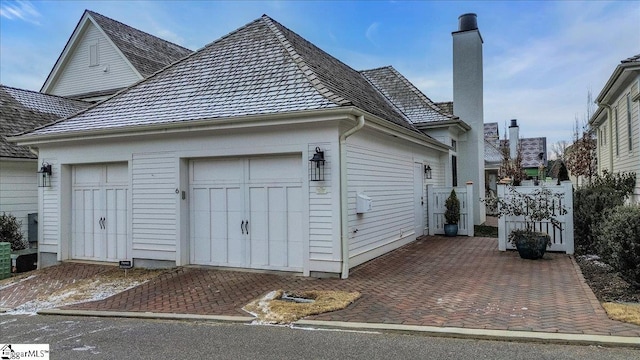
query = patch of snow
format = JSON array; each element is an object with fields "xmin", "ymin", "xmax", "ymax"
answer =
[
  {"xmin": 0, "ymin": 275, "xmax": 38, "ymax": 290},
  {"xmin": 2, "ymin": 279, "xmax": 148, "ymax": 315}
]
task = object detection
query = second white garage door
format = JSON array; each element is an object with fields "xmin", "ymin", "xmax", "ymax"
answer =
[{"xmin": 190, "ymin": 155, "xmax": 303, "ymax": 272}]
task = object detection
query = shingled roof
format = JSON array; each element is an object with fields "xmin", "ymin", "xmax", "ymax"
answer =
[
  {"xmin": 361, "ymin": 66, "xmax": 458, "ymax": 124},
  {"xmin": 87, "ymin": 10, "xmax": 193, "ymax": 78},
  {"xmin": 41, "ymin": 10, "xmax": 193, "ymax": 94},
  {"xmin": 0, "ymin": 86, "xmax": 89, "ymax": 158},
  {"xmin": 621, "ymin": 53, "xmax": 640, "ymax": 63},
  {"xmin": 23, "ymin": 15, "xmax": 418, "ymax": 138},
  {"xmin": 500, "ymin": 137, "xmax": 547, "ymax": 168}
]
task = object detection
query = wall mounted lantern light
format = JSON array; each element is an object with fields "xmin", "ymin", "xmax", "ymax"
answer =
[
  {"xmin": 424, "ymin": 164, "xmax": 432, "ymax": 180},
  {"xmin": 309, "ymin": 147, "xmax": 325, "ymax": 181},
  {"xmin": 38, "ymin": 162, "xmax": 52, "ymax": 187}
]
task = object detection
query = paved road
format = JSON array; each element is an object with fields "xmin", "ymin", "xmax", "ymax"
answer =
[{"xmin": 1, "ymin": 315, "xmax": 638, "ymax": 359}]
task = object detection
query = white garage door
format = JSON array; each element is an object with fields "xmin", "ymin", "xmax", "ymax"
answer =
[
  {"xmin": 190, "ymin": 156, "xmax": 303, "ymax": 272},
  {"xmin": 72, "ymin": 163, "xmax": 128, "ymax": 262}
]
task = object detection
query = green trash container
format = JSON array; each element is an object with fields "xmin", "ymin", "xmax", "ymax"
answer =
[{"xmin": 0, "ymin": 242, "xmax": 11, "ymax": 280}]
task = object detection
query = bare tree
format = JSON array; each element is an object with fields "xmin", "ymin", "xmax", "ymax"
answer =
[{"xmin": 566, "ymin": 90, "xmax": 597, "ymax": 184}]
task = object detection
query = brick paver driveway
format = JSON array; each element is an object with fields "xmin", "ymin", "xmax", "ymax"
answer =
[{"xmin": 3, "ymin": 236, "xmax": 640, "ymax": 337}]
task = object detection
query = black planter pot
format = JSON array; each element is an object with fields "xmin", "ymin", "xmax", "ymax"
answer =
[
  {"xmin": 444, "ymin": 224, "xmax": 458, "ymax": 237},
  {"xmin": 512, "ymin": 232, "xmax": 550, "ymax": 259}
]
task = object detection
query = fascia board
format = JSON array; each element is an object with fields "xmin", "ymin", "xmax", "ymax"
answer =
[
  {"xmin": 41, "ymin": 13, "xmax": 91, "ymax": 93},
  {"xmin": 10, "ymin": 108, "xmax": 353, "ymax": 146},
  {"xmin": 596, "ymin": 63, "xmax": 640, "ymax": 104}
]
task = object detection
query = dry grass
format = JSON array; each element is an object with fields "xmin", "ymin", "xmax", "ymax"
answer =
[
  {"xmin": 243, "ymin": 289, "xmax": 361, "ymax": 324},
  {"xmin": 602, "ymin": 302, "xmax": 640, "ymax": 326}
]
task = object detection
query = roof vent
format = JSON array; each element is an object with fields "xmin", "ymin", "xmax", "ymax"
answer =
[{"xmin": 458, "ymin": 13, "xmax": 478, "ymax": 31}]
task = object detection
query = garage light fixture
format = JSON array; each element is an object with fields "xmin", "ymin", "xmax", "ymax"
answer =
[
  {"xmin": 38, "ymin": 162, "xmax": 52, "ymax": 187},
  {"xmin": 424, "ymin": 164, "xmax": 432, "ymax": 180},
  {"xmin": 309, "ymin": 147, "xmax": 325, "ymax": 181}
]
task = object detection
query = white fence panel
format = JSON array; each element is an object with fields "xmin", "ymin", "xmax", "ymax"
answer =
[
  {"xmin": 427, "ymin": 182, "xmax": 474, "ymax": 237},
  {"xmin": 497, "ymin": 181, "xmax": 574, "ymax": 254}
]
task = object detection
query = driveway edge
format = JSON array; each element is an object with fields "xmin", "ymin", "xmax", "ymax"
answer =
[
  {"xmin": 38, "ymin": 308, "xmax": 254, "ymax": 323},
  {"xmin": 37, "ymin": 309, "xmax": 639, "ymax": 348},
  {"xmin": 294, "ymin": 320, "xmax": 640, "ymax": 348}
]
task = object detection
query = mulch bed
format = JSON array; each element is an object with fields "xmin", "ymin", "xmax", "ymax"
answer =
[{"xmin": 575, "ymin": 255, "xmax": 640, "ymax": 304}]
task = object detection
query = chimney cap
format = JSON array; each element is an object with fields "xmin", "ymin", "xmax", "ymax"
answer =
[
  {"xmin": 458, "ymin": 13, "xmax": 478, "ymax": 31},
  {"xmin": 509, "ymin": 119, "xmax": 519, "ymax": 128}
]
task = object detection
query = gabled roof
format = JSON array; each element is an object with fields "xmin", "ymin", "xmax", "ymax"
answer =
[
  {"xmin": 41, "ymin": 10, "xmax": 192, "ymax": 93},
  {"xmin": 361, "ymin": 66, "xmax": 461, "ymax": 125},
  {"xmin": 484, "ymin": 122, "xmax": 499, "ymax": 139},
  {"xmin": 500, "ymin": 137, "xmax": 547, "ymax": 168},
  {"xmin": 87, "ymin": 11, "xmax": 193, "ymax": 78},
  {"xmin": 22, "ymin": 15, "xmax": 419, "ymax": 138},
  {"xmin": 590, "ymin": 53, "xmax": 640, "ymax": 126},
  {"xmin": 0, "ymin": 86, "xmax": 89, "ymax": 158}
]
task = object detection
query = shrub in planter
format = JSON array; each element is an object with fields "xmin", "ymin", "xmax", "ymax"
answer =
[
  {"xmin": 593, "ymin": 205, "xmax": 640, "ymax": 286},
  {"xmin": 483, "ymin": 185, "xmax": 567, "ymax": 259},
  {"xmin": 444, "ymin": 190, "xmax": 460, "ymax": 236},
  {"xmin": 0, "ymin": 212, "xmax": 28, "ymax": 251}
]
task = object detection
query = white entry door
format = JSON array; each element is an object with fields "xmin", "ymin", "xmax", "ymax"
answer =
[
  {"xmin": 72, "ymin": 163, "xmax": 128, "ymax": 262},
  {"xmin": 190, "ymin": 156, "xmax": 303, "ymax": 272}
]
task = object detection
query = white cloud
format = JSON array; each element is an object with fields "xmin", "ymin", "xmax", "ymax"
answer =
[
  {"xmin": 0, "ymin": 0, "xmax": 41, "ymax": 25},
  {"xmin": 365, "ymin": 22, "xmax": 380, "ymax": 47}
]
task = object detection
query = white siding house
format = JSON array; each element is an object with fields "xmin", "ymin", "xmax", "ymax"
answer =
[
  {"xmin": 0, "ymin": 86, "xmax": 89, "ymax": 243},
  {"xmin": 13, "ymin": 15, "xmax": 458, "ymax": 277},
  {"xmin": 41, "ymin": 10, "xmax": 192, "ymax": 102},
  {"xmin": 590, "ymin": 54, "xmax": 640, "ymax": 202}
]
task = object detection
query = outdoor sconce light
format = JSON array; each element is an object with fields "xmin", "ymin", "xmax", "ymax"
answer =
[
  {"xmin": 38, "ymin": 162, "xmax": 52, "ymax": 188},
  {"xmin": 424, "ymin": 164, "xmax": 432, "ymax": 180},
  {"xmin": 309, "ymin": 147, "xmax": 325, "ymax": 181}
]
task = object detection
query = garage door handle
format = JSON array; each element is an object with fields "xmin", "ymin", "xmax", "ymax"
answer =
[
  {"xmin": 245, "ymin": 220, "xmax": 249, "ymax": 235},
  {"xmin": 241, "ymin": 220, "xmax": 245, "ymax": 234}
]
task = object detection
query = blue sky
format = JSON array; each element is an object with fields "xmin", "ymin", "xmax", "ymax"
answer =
[{"xmin": 1, "ymin": 0, "xmax": 639, "ymax": 148}]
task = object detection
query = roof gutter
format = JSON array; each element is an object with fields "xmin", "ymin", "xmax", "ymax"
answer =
[{"xmin": 339, "ymin": 113, "xmax": 365, "ymax": 279}]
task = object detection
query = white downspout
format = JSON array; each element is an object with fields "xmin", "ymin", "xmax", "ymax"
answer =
[
  {"xmin": 339, "ymin": 114, "xmax": 365, "ymax": 279},
  {"xmin": 602, "ymin": 103, "xmax": 613, "ymax": 173}
]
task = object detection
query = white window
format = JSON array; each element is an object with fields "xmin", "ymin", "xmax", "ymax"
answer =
[{"xmin": 89, "ymin": 42, "xmax": 99, "ymax": 67}]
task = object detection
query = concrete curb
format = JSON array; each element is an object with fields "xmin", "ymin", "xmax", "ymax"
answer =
[
  {"xmin": 296, "ymin": 320, "xmax": 640, "ymax": 348},
  {"xmin": 37, "ymin": 309, "xmax": 640, "ymax": 348},
  {"xmin": 38, "ymin": 309, "xmax": 254, "ymax": 323}
]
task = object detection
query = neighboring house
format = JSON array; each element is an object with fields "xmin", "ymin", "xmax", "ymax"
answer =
[
  {"xmin": 40, "ymin": 10, "xmax": 192, "ymax": 102},
  {"xmin": 0, "ymin": 86, "xmax": 89, "ymax": 242},
  {"xmin": 483, "ymin": 121, "xmax": 547, "ymax": 192},
  {"xmin": 12, "ymin": 15, "xmax": 467, "ymax": 278},
  {"xmin": 589, "ymin": 54, "xmax": 640, "ymax": 202}
]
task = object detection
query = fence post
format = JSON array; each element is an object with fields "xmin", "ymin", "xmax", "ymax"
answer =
[
  {"xmin": 497, "ymin": 184, "xmax": 507, "ymax": 251},
  {"xmin": 562, "ymin": 181, "xmax": 574, "ymax": 254},
  {"xmin": 427, "ymin": 184, "xmax": 435, "ymax": 235},
  {"xmin": 466, "ymin": 181, "xmax": 474, "ymax": 237}
]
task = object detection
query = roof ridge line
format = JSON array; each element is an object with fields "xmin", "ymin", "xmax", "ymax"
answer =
[
  {"xmin": 1, "ymin": 85, "xmax": 90, "ymax": 105},
  {"xmin": 359, "ymin": 70, "xmax": 415, "ymax": 126},
  {"xmin": 86, "ymin": 10, "xmax": 191, "ymax": 53},
  {"xmin": 261, "ymin": 16, "xmax": 351, "ymax": 106},
  {"xmin": 386, "ymin": 66, "xmax": 458, "ymax": 121}
]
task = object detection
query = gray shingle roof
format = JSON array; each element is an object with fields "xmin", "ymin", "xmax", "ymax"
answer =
[
  {"xmin": 87, "ymin": 10, "xmax": 193, "ymax": 78},
  {"xmin": 24, "ymin": 15, "xmax": 419, "ymax": 137},
  {"xmin": 500, "ymin": 137, "xmax": 547, "ymax": 168},
  {"xmin": 0, "ymin": 86, "xmax": 89, "ymax": 158},
  {"xmin": 621, "ymin": 54, "xmax": 640, "ymax": 63},
  {"xmin": 484, "ymin": 122, "xmax": 499, "ymax": 139},
  {"xmin": 361, "ymin": 66, "xmax": 457, "ymax": 124}
]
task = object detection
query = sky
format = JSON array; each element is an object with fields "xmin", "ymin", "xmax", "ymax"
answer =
[{"xmin": 1, "ymin": 0, "xmax": 639, "ymax": 149}]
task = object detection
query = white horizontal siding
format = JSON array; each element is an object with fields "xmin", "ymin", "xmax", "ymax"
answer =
[
  {"xmin": 42, "ymin": 159, "xmax": 59, "ymax": 246},
  {"xmin": 132, "ymin": 152, "xmax": 177, "ymax": 253},
  {"xmin": 0, "ymin": 160, "xmax": 38, "ymax": 238},
  {"xmin": 308, "ymin": 143, "xmax": 334, "ymax": 261},
  {"xmin": 49, "ymin": 22, "xmax": 140, "ymax": 98},
  {"xmin": 346, "ymin": 144, "xmax": 414, "ymax": 256}
]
